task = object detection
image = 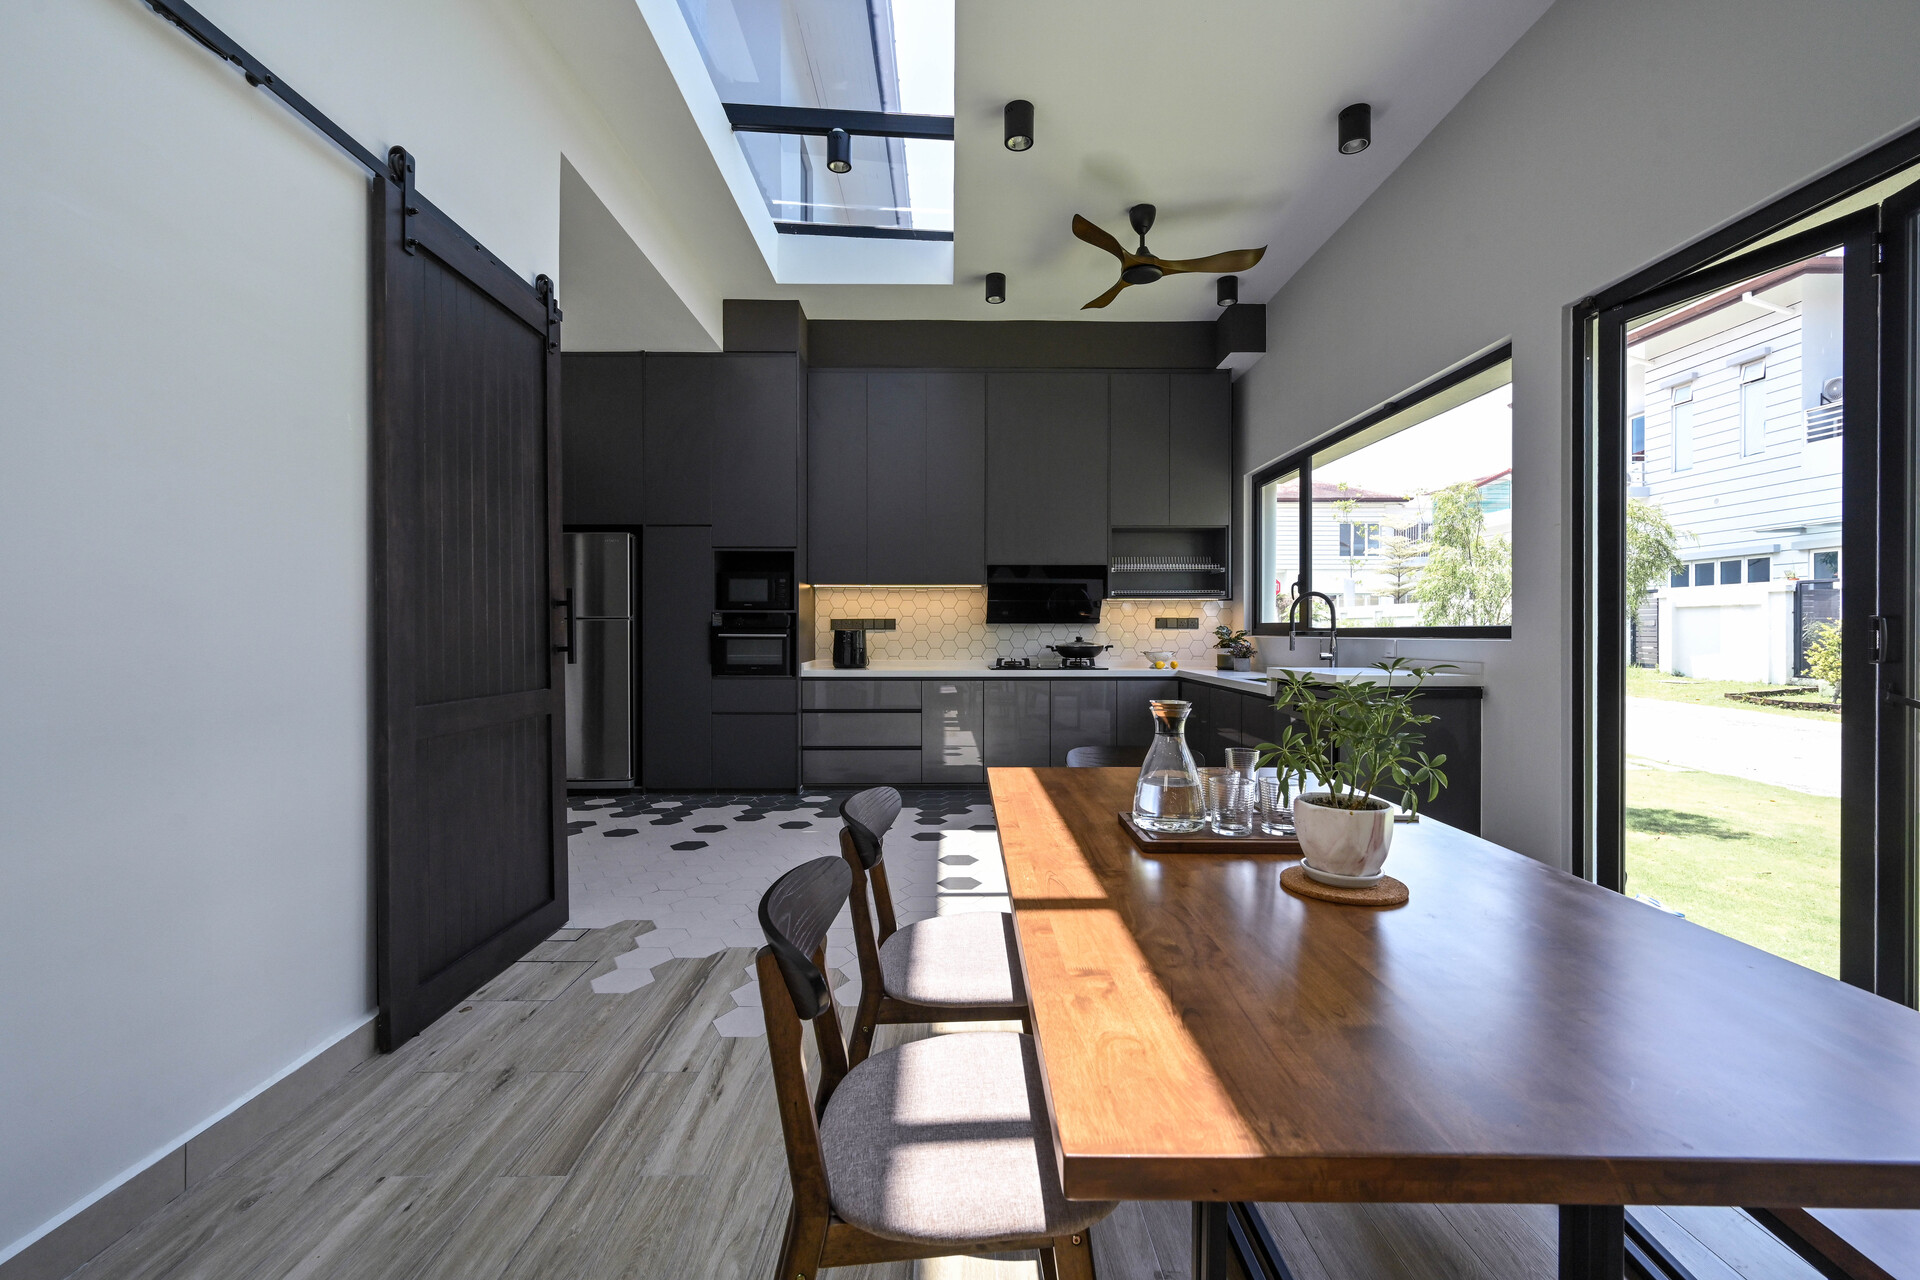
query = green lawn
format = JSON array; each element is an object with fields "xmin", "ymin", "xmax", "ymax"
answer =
[
  {"xmin": 1624, "ymin": 766, "xmax": 1839, "ymax": 977},
  {"xmin": 1623, "ymin": 665, "xmax": 1839, "ymax": 723}
]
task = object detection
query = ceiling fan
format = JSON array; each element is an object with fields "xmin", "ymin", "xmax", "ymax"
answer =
[{"xmin": 1072, "ymin": 204, "xmax": 1266, "ymax": 309}]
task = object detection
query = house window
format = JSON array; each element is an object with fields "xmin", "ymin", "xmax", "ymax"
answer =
[
  {"xmin": 1671, "ymin": 383, "xmax": 1695, "ymax": 472},
  {"xmin": 1739, "ymin": 359, "xmax": 1767, "ymax": 456},
  {"xmin": 1747, "ymin": 557, "xmax": 1771, "ymax": 582},
  {"xmin": 1630, "ymin": 414, "xmax": 1646, "ymax": 463},
  {"xmin": 1671, "ymin": 567, "xmax": 1688, "ymax": 588},
  {"xmin": 1720, "ymin": 559, "xmax": 1743, "ymax": 584},
  {"xmin": 1695, "ymin": 562, "xmax": 1715, "ymax": 586},
  {"xmin": 1813, "ymin": 550, "xmax": 1840, "ymax": 580},
  {"xmin": 1252, "ymin": 347, "xmax": 1513, "ymax": 634}
]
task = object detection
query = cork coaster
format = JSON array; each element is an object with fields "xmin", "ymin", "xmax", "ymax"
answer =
[{"xmin": 1280, "ymin": 863, "xmax": 1409, "ymax": 908}]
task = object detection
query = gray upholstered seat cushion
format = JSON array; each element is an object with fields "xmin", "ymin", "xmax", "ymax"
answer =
[
  {"xmin": 878, "ymin": 910, "xmax": 1026, "ymax": 1009},
  {"xmin": 819, "ymin": 1031, "xmax": 1116, "ymax": 1246}
]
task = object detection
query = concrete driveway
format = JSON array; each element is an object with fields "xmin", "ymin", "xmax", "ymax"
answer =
[{"xmin": 1625, "ymin": 696, "xmax": 1841, "ymax": 796}]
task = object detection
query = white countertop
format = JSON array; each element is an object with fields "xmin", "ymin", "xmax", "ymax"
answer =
[{"xmin": 798, "ymin": 659, "xmax": 1481, "ymax": 689}]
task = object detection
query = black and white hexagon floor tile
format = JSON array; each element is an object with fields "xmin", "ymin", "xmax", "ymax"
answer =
[{"xmin": 564, "ymin": 789, "xmax": 1005, "ymax": 1037}]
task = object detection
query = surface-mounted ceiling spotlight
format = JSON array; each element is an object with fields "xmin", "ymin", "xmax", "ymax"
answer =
[
  {"xmin": 985, "ymin": 272, "xmax": 1007, "ymax": 304},
  {"xmin": 1217, "ymin": 275, "xmax": 1239, "ymax": 307},
  {"xmin": 827, "ymin": 127, "xmax": 852, "ymax": 173},
  {"xmin": 1338, "ymin": 103, "xmax": 1372, "ymax": 155},
  {"xmin": 1004, "ymin": 100, "xmax": 1034, "ymax": 152}
]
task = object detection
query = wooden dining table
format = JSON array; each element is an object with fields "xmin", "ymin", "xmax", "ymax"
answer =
[{"xmin": 988, "ymin": 766, "xmax": 1920, "ymax": 1280}]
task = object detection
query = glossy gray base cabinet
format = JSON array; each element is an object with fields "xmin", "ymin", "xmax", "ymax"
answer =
[
  {"xmin": 922, "ymin": 680, "xmax": 985, "ymax": 784},
  {"xmin": 985, "ymin": 680, "xmax": 1051, "ymax": 767},
  {"xmin": 802, "ymin": 749, "xmax": 923, "ymax": 786},
  {"xmin": 1049, "ymin": 680, "xmax": 1117, "ymax": 766}
]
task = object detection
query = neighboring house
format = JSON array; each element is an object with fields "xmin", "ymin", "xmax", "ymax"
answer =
[{"xmin": 1630, "ymin": 256, "xmax": 1844, "ymax": 681}]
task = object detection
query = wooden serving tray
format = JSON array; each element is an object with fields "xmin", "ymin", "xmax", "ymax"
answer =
[{"xmin": 1117, "ymin": 812, "xmax": 1302, "ymax": 855}]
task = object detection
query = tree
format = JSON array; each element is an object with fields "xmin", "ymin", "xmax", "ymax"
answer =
[
  {"xmin": 1805, "ymin": 620, "xmax": 1842, "ymax": 700},
  {"xmin": 1377, "ymin": 534, "xmax": 1422, "ymax": 602},
  {"xmin": 1625, "ymin": 497, "xmax": 1682, "ymax": 619},
  {"xmin": 1414, "ymin": 482, "xmax": 1511, "ymax": 625}
]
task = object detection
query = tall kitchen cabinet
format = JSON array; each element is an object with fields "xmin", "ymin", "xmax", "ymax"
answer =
[
  {"xmin": 1109, "ymin": 371, "xmax": 1231, "ymax": 527},
  {"xmin": 985, "ymin": 372, "xmax": 1109, "ymax": 565},
  {"xmin": 643, "ymin": 353, "xmax": 803, "ymax": 545},
  {"xmin": 807, "ymin": 370, "xmax": 986, "ymax": 584},
  {"xmin": 640, "ymin": 525, "xmax": 713, "ymax": 789}
]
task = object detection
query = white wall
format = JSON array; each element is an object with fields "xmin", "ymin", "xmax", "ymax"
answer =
[
  {"xmin": 0, "ymin": 0, "xmax": 714, "ymax": 1259},
  {"xmin": 1237, "ymin": 0, "xmax": 1920, "ymax": 866}
]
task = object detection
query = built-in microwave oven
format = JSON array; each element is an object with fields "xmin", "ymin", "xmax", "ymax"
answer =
[
  {"xmin": 710, "ymin": 611, "xmax": 796, "ymax": 676},
  {"xmin": 715, "ymin": 551, "xmax": 795, "ymax": 612}
]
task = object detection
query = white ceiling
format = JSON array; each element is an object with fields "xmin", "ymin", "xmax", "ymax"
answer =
[{"xmin": 535, "ymin": 0, "xmax": 1556, "ymax": 329}]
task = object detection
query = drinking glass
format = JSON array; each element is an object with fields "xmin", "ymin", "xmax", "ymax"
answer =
[
  {"xmin": 1207, "ymin": 774, "xmax": 1254, "ymax": 836},
  {"xmin": 1196, "ymin": 767, "xmax": 1233, "ymax": 820},
  {"xmin": 1224, "ymin": 747, "xmax": 1260, "ymax": 780},
  {"xmin": 1258, "ymin": 777, "xmax": 1294, "ymax": 836}
]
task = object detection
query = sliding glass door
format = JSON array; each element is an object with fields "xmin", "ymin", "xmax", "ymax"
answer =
[{"xmin": 1592, "ymin": 187, "xmax": 1920, "ymax": 999}]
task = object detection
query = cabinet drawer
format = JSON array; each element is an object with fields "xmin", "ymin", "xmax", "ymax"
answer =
[
  {"xmin": 803, "ymin": 748, "xmax": 923, "ymax": 786},
  {"xmin": 802, "ymin": 710, "xmax": 923, "ymax": 748},
  {"xmin": 801, "ymin": 680, "xmax": 922, "ymax": 710},
  {"xmin": 712, "ymin": 678, "xmax": 798, "ymax": 713}
]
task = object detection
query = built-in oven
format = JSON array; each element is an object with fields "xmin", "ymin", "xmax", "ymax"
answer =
[
  {"xmin": 710, "ymin": 611, "xmax": 796, "ymax": 676},
  {"xmin": 715, "ymin": 551, "xmax": 795, "ymax": 612}
]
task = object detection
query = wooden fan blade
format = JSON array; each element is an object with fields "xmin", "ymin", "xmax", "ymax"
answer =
[
  {"xmin": 1072, "ymin": 214, "xmax": 1129, "ymax": 262},
  {"xmin": 1081, "ymin": 278, "xmax": 1131, "ymax": 309},
  {"xmin": 1152, "ymin": 246, "xmax": 1268, "ymax": 275}
]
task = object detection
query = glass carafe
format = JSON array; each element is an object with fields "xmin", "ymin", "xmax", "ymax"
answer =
[{"xmin": 1133, "ymin": 700, "xmax": 1206, "ymax": 833}]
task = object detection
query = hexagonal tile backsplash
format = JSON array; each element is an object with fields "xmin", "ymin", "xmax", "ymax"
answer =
[{"xmin": 810, "ymin": 588, "xmax": 1233, "ymax": 665}]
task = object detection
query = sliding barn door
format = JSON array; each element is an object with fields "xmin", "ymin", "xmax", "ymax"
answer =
[{"xmin": 373, "ymin": 148, "xmax": 568, "ymax": 1049}]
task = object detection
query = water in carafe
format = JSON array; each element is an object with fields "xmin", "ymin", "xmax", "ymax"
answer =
[{"xmin": 1133, "ymin": 700, "xmax": 1206, "ymax": 833}]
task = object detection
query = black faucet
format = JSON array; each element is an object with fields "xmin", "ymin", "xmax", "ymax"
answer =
[{"xmin": 1285, "ymin": 591, "xmax": 1339, "ymax": 668}]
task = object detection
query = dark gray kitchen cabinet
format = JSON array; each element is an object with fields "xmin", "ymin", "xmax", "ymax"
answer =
[
  {"xmin": 807, "ymin": 370, "xmax": 868, "ymax": 583},
  {"xmin": 1168, "ymin": 372, "xmax": 1232, "ymax": 527},
  {"xmin": 1179, "ymin": 680, "xmax": 1218, "ymax": 764},
  {"xmin": 712, "ymin": 354, "xmax": 802, "ymax": 547},
  {"xmin": 1117, "ymin": 678, "xmax": 1181, "ymax": 748},
  {"xmin": 644, "ymin": 353, "xmax": 801, "ymax": 544},
  {"xmin": 915, "ymin": 372, "xmax": 987, "ymax": 583},
  {"xmin": 640, "ymin": 525, "xmax": 712, "ymax": 788},
  {"xmin": 1409, "ymin": 692, "xmax": 1482, "ymax": 834},
  {"xmin": 1049, "ymin": 679, "xmax": 1117, "ymax": 765},
  {"xmin": 561, "ymin": 353, "xmax": 645, "ymax": 525},
  {"xmin": 802, "ymin": 680, "xmax": 920, "ymax": 710},
  {"xmin": 986, "ymin": 372, "xmax": 1108, "ymax": 564},
  {"xmin": 712, "ymin": 714, "xmax": 797, "ymax": 790},
  {"xmin": 1106, "ymin": 371, "xmax": 1231, "ymax": 530},
  {"xmin": 985, "ymin": 679, "xmax": 1051, "ymax": 766},
  {"xmin": 922, "ymin": 680, "xmax": 985, "ymax": 784},
  {"xmin": 641, "ymin": 354, "xmax": 712, "ymax": 526}
]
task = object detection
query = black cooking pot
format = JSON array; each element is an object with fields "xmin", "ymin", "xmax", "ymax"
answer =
[{"xmin": 1048, "ymin": 636, "xmax": 1112, "ymax": 661}]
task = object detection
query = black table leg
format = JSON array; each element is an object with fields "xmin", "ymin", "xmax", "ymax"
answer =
[
  {"xmin": 1194, "ymin": 1201, "xmax": 1232, "ymax": 1280},
  {"xmin": 1560, "ymin": 1205, "xmax": 1625, "ymax": 1280}
]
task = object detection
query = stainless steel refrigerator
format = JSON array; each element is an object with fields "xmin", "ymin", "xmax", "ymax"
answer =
[{"xmin": 564, "ymin": 532, "xmax": 634, "ymax": 788}]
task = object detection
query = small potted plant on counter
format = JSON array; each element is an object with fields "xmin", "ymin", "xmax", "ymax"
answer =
[
  {"xmin": 1213, "ymin": 625, "xmax": 1257, "ymax": 671},
  {"xmin": 1258, "ymin": 658, "xmax": 1450, "ymax": 886}
]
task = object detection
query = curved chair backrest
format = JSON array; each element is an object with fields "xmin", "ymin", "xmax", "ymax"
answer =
[
  {"xmin": 1065, "ymin": 744, "xmax": 1148, "ymax": 768},
  {"xmin": 758, "ymin": 856, "xmax": 851, "ymax": 1020},
  {"xmin": 840, "ymin": 786, "xmax": 902, "ymax": 870}
]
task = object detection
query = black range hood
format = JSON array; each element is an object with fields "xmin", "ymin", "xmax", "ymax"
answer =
[{"xmin": 985, "ymin": 565, "xmax": 1106, "ymax": 624}]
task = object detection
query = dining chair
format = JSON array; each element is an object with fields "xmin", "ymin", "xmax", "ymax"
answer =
[
  {"xmin": 837, "ymin": 787, "xmax": 1028, "ymax": 1066},
  {"xmin": 755, "ymin": 856, "xmax": 1112, "ymax": 1280},
  {"xmin": 1064, "ymin": 744, "xmax": 1148, "ymax": 767}
]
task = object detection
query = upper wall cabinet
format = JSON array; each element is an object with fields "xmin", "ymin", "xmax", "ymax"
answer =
[
  {"xmin": 1109, "ymin": 371, "xmax": 1231, "ymax": 528},
  {"xmin": 560, "ymin": 353, "xmax": 646, "ymax": 526},
  {"xmin": 808, "ymin": 370, "xmax": 986, "ymax": 584},
  {"xmin": 986, "ymin": 371, "xmax": 1109, "ymax": 564},
  {"xmin": 642, "ymin": 353, "xmax": 802, "ymax": 545}
]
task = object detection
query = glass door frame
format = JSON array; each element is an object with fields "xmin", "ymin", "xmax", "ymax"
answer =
[{"xmin": 1582, "ymin": 205, "xmax": 1907, "ymax": 998}]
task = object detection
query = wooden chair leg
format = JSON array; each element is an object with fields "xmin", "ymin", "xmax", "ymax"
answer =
[
  {"xmin": 1038, "ymin": 1245, "xmax": 1060, "ymax": 1280},
  {"xmin": 847, "ymin": 982, "xmax": 882, "ymax": 1066},
  {"xmin": 1048, "ymin": 1229, "xmax": 1098, "ymax": 1280},
  {"xmin": 775, "ymin": 1203, "xmax": 829, "ymax": 1280}
]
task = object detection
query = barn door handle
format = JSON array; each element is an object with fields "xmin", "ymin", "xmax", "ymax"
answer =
[{"xmin": 554, "ymin": 590, "xmax": 576, "ymax": 662}]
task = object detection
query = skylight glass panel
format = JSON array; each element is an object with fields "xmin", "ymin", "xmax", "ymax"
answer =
[{"xmin": 677, "ymin": 0, "xmax": 953, "ymax": 233}]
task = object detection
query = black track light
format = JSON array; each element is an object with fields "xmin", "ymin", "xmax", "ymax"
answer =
[
  {"xmin": 985, "ymin": 272, "xmax": 1006, "ymax": 305},
  {"xmin": 1003, "ymin": 100, "xmax": 1034, "ymax": 152},
  {"xmin": 827, "ymin": 127, "xmax": 852, "ymax": 173},
  {"xmin": 1338, "ymin": 103, "xmax": 1371, "ymax": 155},
  {"xmin": 1217, "ymin": 275, "xmax": 1239, "ymax": 307}
]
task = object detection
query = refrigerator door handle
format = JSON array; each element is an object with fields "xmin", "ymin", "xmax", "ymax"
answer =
[{"xmin": 554, "ymin": 589, "xmax": 577, "ymax": 662}]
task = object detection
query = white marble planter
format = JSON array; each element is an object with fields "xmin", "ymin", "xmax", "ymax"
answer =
[{"xmin": 1293, "ymin": 793, "xmax": 1395, "ymax": 883}]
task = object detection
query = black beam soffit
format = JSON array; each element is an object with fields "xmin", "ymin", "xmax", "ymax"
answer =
[
  {"xmin": 776, "ymin": 223, "xmax": 954, "ymax": 242},
  {"xmin": 723, "ymin": 103, "xmax": 955, "ymax": 140},
  {"xmin": 807, "ymin": 320, "xmax": 1220, "ymax": 370},
  {"xmin": 723, "ymin": 300, "xmax": 808, "ymax": 356}
]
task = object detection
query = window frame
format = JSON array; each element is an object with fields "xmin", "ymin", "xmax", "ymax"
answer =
[{"xmin": 1248, "ymin": 343, "xmax": 1514, "ymax": 639}]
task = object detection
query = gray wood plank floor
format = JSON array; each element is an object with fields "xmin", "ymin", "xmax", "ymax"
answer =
[{"xmin": 68, "ymin": 921, "xmax": 1816, "ymax": 1280}]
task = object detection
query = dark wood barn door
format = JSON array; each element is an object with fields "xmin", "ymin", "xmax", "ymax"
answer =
[{"xmin": 373, "ymin": 148, "xmax": 568, "ymax": 1048}]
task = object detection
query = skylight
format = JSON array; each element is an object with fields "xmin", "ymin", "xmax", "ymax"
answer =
[{"xmin": 676, "ymin": 0, "xmax": 954, "ymax": 236}]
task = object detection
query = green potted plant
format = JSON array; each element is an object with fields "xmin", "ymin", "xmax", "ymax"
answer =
[
  {"xmin": 1213, "ymin": 624, "xmax": 1257, "ymax": 671},
  {"xmin": 1258, "ymin": 658, "xmax": 1450, "ymax": 885}
]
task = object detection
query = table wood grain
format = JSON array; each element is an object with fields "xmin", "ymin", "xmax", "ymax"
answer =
[{"xmin": 991, "ymin": 766, "xmax": 1920, "ymax": 1208}]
